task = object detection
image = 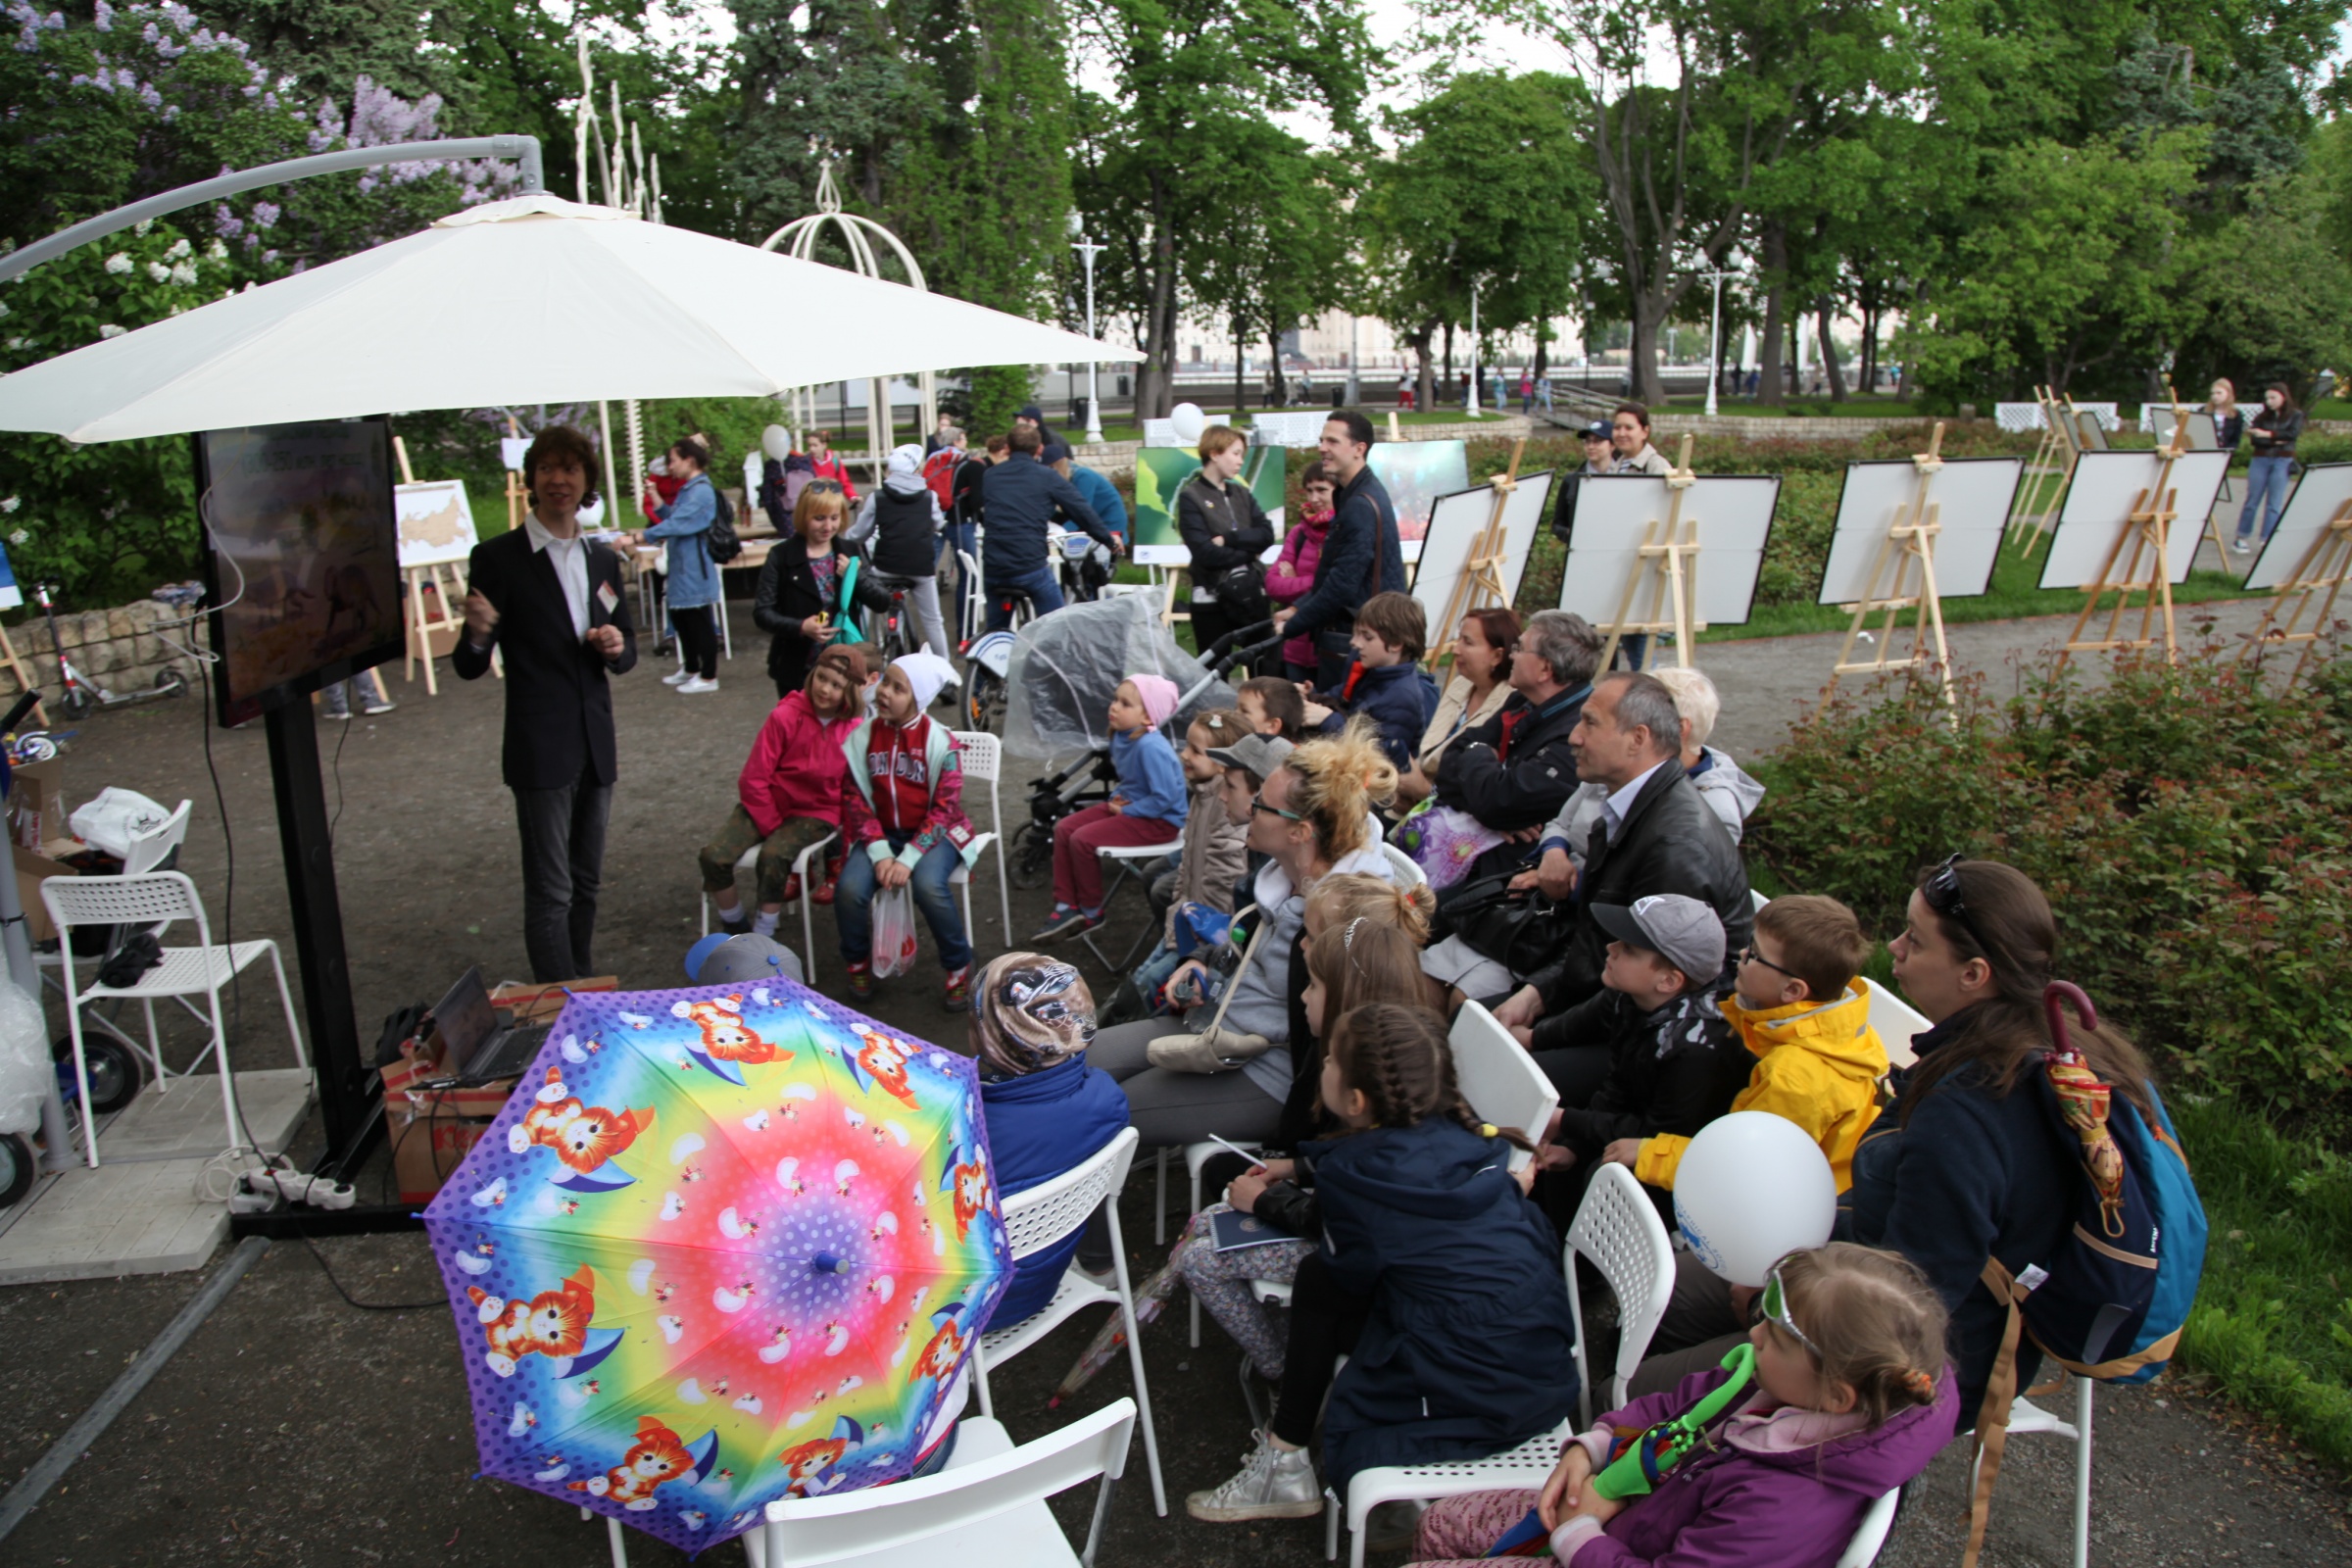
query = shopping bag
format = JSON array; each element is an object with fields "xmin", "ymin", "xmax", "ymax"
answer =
[
  {"xmin": 68, "ymin": 786, "xmax": 171, "ymax": 859},
  {"xmin": 870, "ymin": 883, "xmax": 918, "ymax": 977}
]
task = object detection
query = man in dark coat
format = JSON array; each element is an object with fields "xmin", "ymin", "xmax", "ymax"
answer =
[
  {"xmin": 1431, "ymin": 608, "xmax": 1603, "ymax": 848},
  {"xmin": 1494, "ymin": 672, "xmax": 1752, "ymax": 1033},
  {"xmin": 977, "ymin": 425, "xmax": 1119, "ymax": 628},
  {"xmin": 1273, "ymin": 410, "xmax": 1405, "ymax": 687},
  {"xmin": 457, "ymin": 426, "xmax": 638, "ymax": 982}
]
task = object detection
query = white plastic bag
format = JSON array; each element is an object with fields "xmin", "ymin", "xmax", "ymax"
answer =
[
  {"xmin": 0, "ymin": 979, "xmax": 49, "ymax": 1136},
  {"xmin": 869, "ymin": 884, "xmax": 918, "ymax": 979},
  {"xmin": 69, "ymin": 786, "xmax": 171, "ymax": 859}
]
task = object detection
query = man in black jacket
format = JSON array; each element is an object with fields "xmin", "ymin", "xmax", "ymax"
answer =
[
  {"xmin": 457, "ymin": 426, "xmax": 639, "ymax": 982},
  {"xmin": 977, "ymin": 425, "xmax": 1119, "ymax": 629},
  {"xmin": 1273, "ymin": 410, "xmax": 1405, "ymax": 686},
  {"xmin": 1494, "ymin": 671, "xmax": 1751, "ymax": 1032}
]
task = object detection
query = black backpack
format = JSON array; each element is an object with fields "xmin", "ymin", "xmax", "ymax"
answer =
[{"xmin": 706, "ymin": 486, "xmax": 743, "ymax": 564}]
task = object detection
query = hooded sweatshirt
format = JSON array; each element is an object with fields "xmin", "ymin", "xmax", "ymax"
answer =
[
  {"xmin": 1305, "ymin": 1116, "xmax": 1581, "ymax": 1492},
  {"xmin": 1636, "ymin": 982, "xmax": 1888, "ymax": 1193},
  {"xmin": 1214, "ymin": 841, "xmax": 1398, "ymax": 1098},
  {"xmin": 1548, "ymin": 1363, "xmax": 1959, "ymax": 1568}
]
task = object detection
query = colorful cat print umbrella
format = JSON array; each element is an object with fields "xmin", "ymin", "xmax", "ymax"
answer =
[{"xmin": 422, "ymin": 980, "xmax": 1011, "ymax": 1554}]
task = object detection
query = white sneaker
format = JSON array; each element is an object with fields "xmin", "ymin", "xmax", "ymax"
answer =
[
  {"xmin": 362, "ymin": 698, "xmax": 397, "ymax": 715},
  {"xmin": 662, "ymin": 665, "xmax": 694, "ymax": 685},
  {"xmin": 1185, "ymin": 1432, "xmax": 1321, "ymax": 1522},
  {"xmin": 677, "ymin": 675, "xmax": 720, "ymax": 694}
]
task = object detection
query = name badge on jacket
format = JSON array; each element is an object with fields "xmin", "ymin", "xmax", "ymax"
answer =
[{"xmin": 594, "ymin": 581, "xmax": 619, "ymax": 621}]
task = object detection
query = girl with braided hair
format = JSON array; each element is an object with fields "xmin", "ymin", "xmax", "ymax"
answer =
[{"xmin": 1187, "ymin": 1003, "xmax": 1580, "ymax": 1525}]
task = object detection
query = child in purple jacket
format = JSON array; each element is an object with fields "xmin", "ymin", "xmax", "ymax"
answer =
[{"xmin": 1404, "ymin": 1243, "xmax": 1957, "ymax": 1568}]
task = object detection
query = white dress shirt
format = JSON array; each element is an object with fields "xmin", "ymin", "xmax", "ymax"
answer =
[
  {"xmin": 523, "ymin": 513, "xmax": 590, "ymax": 640},
  {"xmin": 1600, "ymin": 759, "xmax": 1669, "ymax": 844}
]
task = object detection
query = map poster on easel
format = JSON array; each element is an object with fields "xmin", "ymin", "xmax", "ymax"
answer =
[
  {"xmin": 1556, "ymin": 461, "xmax": 1779, "ymax": 668},
  {"xmin": 395, "ymin": 479, "xmax": 479, "ymax": 569},
  {"xmin": 2245, "ymin": 462, "xmax": 2352, "ymax": 679}
]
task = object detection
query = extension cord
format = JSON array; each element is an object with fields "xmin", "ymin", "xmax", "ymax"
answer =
[{"xmin": 244, "ymin": 1167, "xmax": 357, "ymax": 1210}]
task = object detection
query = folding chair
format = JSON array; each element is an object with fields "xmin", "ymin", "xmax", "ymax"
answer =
[
  {"xmin": 1379, "ymin": 842, "xmax": 1428, "ymax": 888},
  {"xmin": 37, "ymin": 800, "xmax": 193, "ymax": 1083},
  {"xmin": 1326, "ymin": 1164, "xmax": 1674, "ymax": 1568},
  {"xmin": 950, "ymin": 729, "xmax": 1014, "ymax": 948},
  {"xmin": 43, "ymin": 869, "xmax": 306, "ymax": 1168},
  {"xmin": 956, "ymin": 546, "xmax": 987, "ymax": 644},
  {"xmin": 698, "ymin": 830, "xmax": 835, "ymax": 985},
  {"xmin": 741, "ymin": 1398, "xmax": 1137, "ymax": 1568},
  {"xmin": 973, "ymin": 1125, "xmax": 1167, "ymax": 1516},
  {"xmin": 1749, "ymin": 888, "xmax": 1929, "ymax": 1069},
  {"xmin": 1972, "ymin": 1378, "xmax": 2096, "ymax": 1568},
  {"xmin": 1079, "ymin": 838, "xmax": 1181, "ymax": 975},
  {"xmin": 1837, "ymin": 1488, "xmax": 1904, "ymax": 1568}
]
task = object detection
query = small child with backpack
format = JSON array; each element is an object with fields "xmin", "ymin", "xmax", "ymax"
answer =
[
  {"xmin": 850, "ymin": 443, "xmax": 954, "ymax": 663},
  {"xmin": 1186, "ymin": 1002, "xmax": 1579, "ymax": 1523},
  {"xmin": 1031, "ymin": 674, "xmax": 1189, "ymax": 943},
  {"xmin": 1404, "ymin": 1244, "xmax": 1956, "ymax": 1568}
]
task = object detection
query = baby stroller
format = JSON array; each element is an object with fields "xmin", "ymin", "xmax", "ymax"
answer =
[{"xmin": 998, "ymin": 596, "xmax": 1281, "ymax": 889}]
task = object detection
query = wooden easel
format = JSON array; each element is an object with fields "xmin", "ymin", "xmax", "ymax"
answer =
[
  {"xmin": 2052, "ymin": 422, "xmax": 2192, "ymax": 673},
  {"xmin": 2247, "ymin": 501, "xmax": 2352, "ymax": 682},
  {"xmin": 392, "ymin": 436, "xmax": 494, "ymax": 694},
  {"xmin": 1829, "ymin": 422, "xmax": 1957, "ymax": 709},
  {"xmin": 2010, "ymin": 386, "xmax": 2080, "ymax": 554},
  {"xmin": 1425, "ymin": 438, "xmax": 1526, "ymax": 674},
  {"xmin": 2158, "ymin": 377, "xmax": 2233, "ymax": 566},
  {"xmin": 1596, "ymin": 434, "xmax": 1703, "ymax": 672}
]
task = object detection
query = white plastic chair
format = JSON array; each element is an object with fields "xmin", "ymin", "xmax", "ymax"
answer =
[
  {"xmin": 698, "ymin": 830, "xmax": 835, "ymax": 985},
  {"xmin": 37, "ymin": 800, "xmax": 194, "ymax": 1075},
  {"xmin": 1327, "ymin": 1163, "xmax": 1674, "ymax": 1568},
  {"xmin": 43, "ymin": 869, "xmax": 307, "ymax": 1168},
  {"xmin": 1972, "ymin": 1378, "xmax": 2095, "ymax": 1568},
  {"xmin": 1446, "ymin": 1001, "xmax": 1557, "ymax": 1174},
  {"xmin": 956, "ymin": 544, "xmax": 987, "ymax": 644},
  {"xmin": 1379, "ymin": 841, "xmax": 1428, "ymax": 888},
  {"xmin": 950, "ymin": 729, "xmax": 1013, "ymax": 949},
  {"xmin": 742, "ymin": 1398, "xmax": 1136, "ymax": 1568},
  {"xmin": 1079, "ymin": 836, "xmax": 1182, "ymax": 973},
  {"xmin": 1835, "ymin": 1488, "xmax": 1903, "ymax": 1568},
  {"xmin": 973, "ymin": 1125, "xmax": 1167, "ymax": 1516}
]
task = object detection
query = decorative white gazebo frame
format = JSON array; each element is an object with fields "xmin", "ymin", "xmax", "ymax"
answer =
[{"xmin": 760, "ymin": 160, "xmax": 939, "ymax": 481}]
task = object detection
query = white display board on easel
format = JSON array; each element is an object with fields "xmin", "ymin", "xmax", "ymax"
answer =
[
  {"xmin": 394, "ymin": 479, "xmax": 478, "ymax": 570},
  {"xmin": 1409, "ymin": 468, "xmax": 1555, "ymax": 644},
  {"xmin": 2044, "ymin": 445, "xmax": 2230, "ymax": 668},
  {"xmin": 2246, "ymin": 462, "xmax": 2352, "ymax": 680},
  {"xmin": 1557, "ymin": 454, "xmax": 1778, "ymax": 668}
]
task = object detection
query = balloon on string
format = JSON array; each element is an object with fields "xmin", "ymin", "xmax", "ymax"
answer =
[
  {"xmin": 762, "ymin": 423, "xmax": 794, "ymax": 461},
  {"xmin": 1170, "ymin": 402, "xmax": 1206, "ymax": 444},
  {"xmin": 1671, "ymin": 1110, "xmax": 1838, "ymax": 1287}
]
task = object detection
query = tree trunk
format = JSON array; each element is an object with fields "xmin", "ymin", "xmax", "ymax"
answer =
[
  {"xmin": 1268, "ymin": 325, "xmax": 1289, "ymax": 405},
  {"xmin": 1409, "ymin": 320, "xmax": 1437, "ymax": 412},
  {"xmin": 1628, "ymin": 302, "xmax": 1665, "ymax": 405},
  {"xmin": 1442, "ymin": 320, "xmax": 1454, "ymax": 390},
  {"xmin": 1135, "ymin": 193, "xmax": 1179, "ymax": 418},
  {"xmin": 1233, "ymin": 319, "xmax": 1247, "ymax": 414},
  {"xmin": 1817, "ymin": 298, "xmax": 1847, "ymax": 402},
  {"xmin": 1756, "ymin": 221, "xmax": 1787, "ymax": 407}
]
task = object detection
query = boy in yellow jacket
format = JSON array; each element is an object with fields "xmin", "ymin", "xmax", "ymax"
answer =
[
  {"xmin": 1604, "ymin": 894, "xmax": 1890, "ymax": 1396},
  {"xmin": 1605, "ymin": 894, "xmax": 1886, "ymax": 1192}
]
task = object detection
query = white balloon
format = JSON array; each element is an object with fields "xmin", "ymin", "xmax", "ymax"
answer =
[
  {"xmin": 1169, "ymin": 402, "xmax": 1206, "ymax": 444},
  {"xmin": 761, "ymin": 423, "xmax": 794, "ymax": 462},
  {"xmin": 1672, "ymin": 1110, "xmax": 1838, "ymax": 1287}
]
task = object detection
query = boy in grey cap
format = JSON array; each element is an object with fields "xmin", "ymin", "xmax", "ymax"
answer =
[{"xmin": 1525, "ymin": 894, "xmax": 1747, "ymax": 1223}]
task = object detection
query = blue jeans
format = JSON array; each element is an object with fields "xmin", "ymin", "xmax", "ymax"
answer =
[
  {"xmin": 835, "ymin": 836, "xmax": 971, "ymax": 972},
  {"xmin": 984, "ymin": 565, "xmax": 1063, "ymax": 630},
  {"xmin": 2237, "ymin": 456, "xmax": 2291, "ymax": 544}
]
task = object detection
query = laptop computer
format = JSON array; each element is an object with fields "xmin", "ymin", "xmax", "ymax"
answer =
[{"xmin": 433, "ymin": 965, "xmax": 553, "ymax": 1087}]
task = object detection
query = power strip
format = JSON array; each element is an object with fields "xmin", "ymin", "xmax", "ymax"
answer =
[{"xmin": 242, "ymin": 1168, "xmax": 357, "ymax": 1210}]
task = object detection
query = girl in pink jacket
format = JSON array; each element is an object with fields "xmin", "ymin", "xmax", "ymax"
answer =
[
  {"xmin": 699, "ymin": 645, "xmax": 864, "ymax": 935},
  {"xmin": 1265, "ymin": 462, "xmax": 1337, "ymax": 680}
]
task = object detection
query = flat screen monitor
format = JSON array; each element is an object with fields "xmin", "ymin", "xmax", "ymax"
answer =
[{"xmin": 194, "ymin": 418, "xmax": 403, "ymax": 728}]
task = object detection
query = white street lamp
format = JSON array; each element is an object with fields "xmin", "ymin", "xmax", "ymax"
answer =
[
  {"xmin": 1697, "ymin": 267, "xmax": 1734, "ymax": 416},
  {"xmin": 1068, "ymin": 212, "xmax": 1105, "ymax": 444},
  {"xmin": 1467, "ymin": 279, "xmax": 1483, "ymax": 418}
]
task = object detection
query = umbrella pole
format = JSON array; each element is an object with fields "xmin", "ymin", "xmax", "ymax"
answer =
[{"xmin": 598, "ymin": 402, "xmax": 622, "ymax": 527}]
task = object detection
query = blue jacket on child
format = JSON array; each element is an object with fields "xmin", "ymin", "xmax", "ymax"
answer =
[
  {"xmin": 1315, "ymin": 661, "xmax": 1442, "ymax": 771},
  {"xmin": 980, "ymin": 1056, "xmax": 1131, "ymax": 1325},
  {"xmin": 1302, "ymin": 1116, "xmax": 1580, "ymax": 1494},
  {"xmin": 1107, "ymin": 727, "xmax": 1189, "ymax": 825}
]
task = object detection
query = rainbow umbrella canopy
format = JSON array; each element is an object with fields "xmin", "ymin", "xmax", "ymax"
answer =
[{"xmin": 422, "ymin": 979, "xmax": 1010, "ymax": 1554}]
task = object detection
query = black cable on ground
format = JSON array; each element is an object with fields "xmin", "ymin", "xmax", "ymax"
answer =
[{"xmin": 297, "ymin": 1231, "xmax": 441, "ymax": 1312}]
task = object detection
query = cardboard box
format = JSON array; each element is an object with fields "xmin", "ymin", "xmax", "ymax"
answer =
[
  {"xmin": 15, "ymin": 838, "xmax": 84, "ymax": 944},
  {"xmin": 380, "ymin": 975, "xmax": 620, "ymax": 1201},
  {"xmin": 10, "ymin": 757, "xmax": 67, "ymax": 848}
]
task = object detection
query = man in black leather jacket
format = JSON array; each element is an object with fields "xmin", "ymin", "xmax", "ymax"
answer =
[{"xmin": 1494, "ymin": 671, "xmax": 1752, "ymax": 1035}]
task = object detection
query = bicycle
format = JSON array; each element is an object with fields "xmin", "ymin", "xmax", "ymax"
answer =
[{"xmin": 34, "ymin": 582, "xmax": 187, "ymax": 719}]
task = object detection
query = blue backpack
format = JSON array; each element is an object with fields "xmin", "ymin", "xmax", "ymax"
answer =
[{"xmin": 1967, "ymin": 983, "xmax": 2207, "ymax": 1567}]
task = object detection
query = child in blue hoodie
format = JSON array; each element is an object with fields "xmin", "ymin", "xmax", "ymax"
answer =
[
  {"xmin": 1035, "ymin": 673, "xmax": 1189, "ymax": 941},
  {"xmin": 1301, "ymin": 591, "xmax": 1442, "ymax": 773},
  {"xmin": 1187, "ymin": 1002, "xmax": 1579, "ymax": 1524}
]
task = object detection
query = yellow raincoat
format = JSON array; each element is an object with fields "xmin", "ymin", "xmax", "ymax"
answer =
[{"xmin": 1635, "ymin": 981, "xmax": 1889, "ymax": 1193}]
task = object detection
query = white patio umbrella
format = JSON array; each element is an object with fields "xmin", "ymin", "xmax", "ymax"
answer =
[{"xmin": 0, "ymin": 194, "xmax": 1137, "ymax": 442}]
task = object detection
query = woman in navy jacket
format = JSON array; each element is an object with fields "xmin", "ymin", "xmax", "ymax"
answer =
[
  {"xmin": 1846, "ymin": 857, "xmax": 2160, "ymax": 1431},
  {"xmin": 970, "ymin": 953, "xmax": 1131, "ymax": 1326}
]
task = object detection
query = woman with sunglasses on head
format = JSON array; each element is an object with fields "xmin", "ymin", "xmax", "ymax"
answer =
[
  {"xmin": 1846, "ymin": 856, "xmax": 2160, "ymax": 1434},
  {"xmin": 1403, "ymin": 1244, "xmax": 1954, "ymax": 1568}
]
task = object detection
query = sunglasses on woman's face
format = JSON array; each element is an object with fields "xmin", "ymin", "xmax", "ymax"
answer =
[
  {"xmin": 1761, "ymin": 1264, "xmax": 1821, "ymax": 1360},
  {"xmin": 1922, "ymin": 852, "xmax": 1990, "ymax": 955}
]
